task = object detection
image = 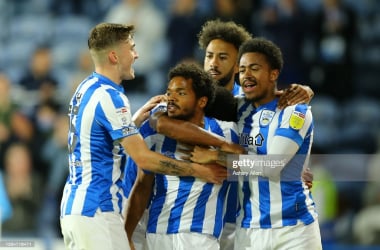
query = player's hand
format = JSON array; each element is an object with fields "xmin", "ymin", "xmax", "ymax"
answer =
[
  {"xmin": 220, "ymin": 141, "xmax": 246, "ymax": 154},
  {"xmin": 132, "ymin": 95, "xmax": 166, "ymax": 127},
  {"xmin": 302, "ymin": 167, "xmax": 314, "ymax": 189},
  {"xmin": 277, "ymin": 84, "xmax": 314, "ymax": 109},
  {"xmin": 190, "ymin": 146, "xmax": 218, "ymax": 164},
  {"xmin": 192, "ymin": 162, "xmax": 227, "ymax": 184}
]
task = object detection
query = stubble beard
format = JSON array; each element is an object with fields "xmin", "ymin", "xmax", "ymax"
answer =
[{"xmin": 216, "ymin": 69, "xmax": 235, "ymax": 88}]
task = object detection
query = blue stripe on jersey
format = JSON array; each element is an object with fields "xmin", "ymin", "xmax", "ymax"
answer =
[
  {"xmin": 241, "ymin": 180, "xmax": 252, "ymax": 227},
  {"xmin": 147, "ymin": 133, "xmax": 176, "ymax": 233},
  {"xmin": 124, "ymin": 158, "xmax": 138, "ymax": 198},
  {"xmin": 147, "ymin": 174, "xmax": 168, "ymax": 233},
  {"xmin": 191, "ymin": 183, "xmax": 213, "ymax": 233},
  {"xmin": 167, "ymin": 178, "xmax": 194, "ymax": 233},
  {"xmin": 215, "ymin": 182, "xmax": 229, "ymax": 236},
  {"xmin": 224, "ymin": 182, "xmax": 238, "ymax": 223},
  {"xmin": 237, "ymin": 101, "xmax": 252, "ymax": 120},
  {"xmin": 240, "ymin": 104, "xmax": 255, "ymax": 227}
]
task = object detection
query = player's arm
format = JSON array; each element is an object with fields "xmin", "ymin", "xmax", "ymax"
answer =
[
  {"xmin": 149, "ymin": 111, "xmax": 244, "ymax": 154},
  {"xmin": 190, "ymin": 140, "xmax": 297, "ymax": 178},
  {"xmin": 121, "ymin": 133, "xmax": 227, "ymax": 184},
  {"xmin": 277, "ymin": 84, "xmax": 314, "ymax": 109},
  {"xmin": 125, "ymin": 168, "xmax": 154, "ymax": 247}
]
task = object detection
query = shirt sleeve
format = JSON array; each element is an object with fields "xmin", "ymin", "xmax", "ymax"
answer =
[{"xmin": 97, "ymin": 88, "xmax": 139, "ymax": 141}]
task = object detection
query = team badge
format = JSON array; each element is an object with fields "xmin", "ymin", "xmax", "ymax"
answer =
[
  {"xmin": 289, "ymin": 111, "xmax": 305, "ymax": 130},
  {"xmin": 259, "ymin": 110, "xmax": 275, "ymax": 126},
  {"xmin": 116, "ymin": 107, "xmax": 130, "ymax": 126}
]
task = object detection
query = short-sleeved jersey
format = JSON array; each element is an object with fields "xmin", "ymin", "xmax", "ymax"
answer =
[
  {"xmin": 125, "ymin": 115, "xmax": 239, "ymax": 238},
  {"xmin": 60, "ymin": 72, "xmax": 139, "ymax": 217},
  {"xmin": 236, "ymin": 97, "xmax": 317, "ymax": 229}
]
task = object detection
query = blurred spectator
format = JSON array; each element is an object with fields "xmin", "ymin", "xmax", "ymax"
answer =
[
  {"xmin": 104, "ymin": 0, "xmax": 167, "ymax": 94},
  {"xmin": 49, "ymin": 0, "xmax": 112, "ymax": 22},
  {"xmin": 255, "ymin": 0, "xmax": 310, "ymax": 88},
  {"xmin": 28, "ymin": 99, "xmax": 62, "ymax": 181},
  {"xmin": 39, "ymin": 113, "xmax": 69, "ymax": 238},
  {"xmin": 0, "ymin": 72, "xmax": 43, "ymax": 178},
  {"xmin": 211, "ymin": 0, "xmax": 255, "ymax": 32},
  {"xmin": 61, "ymin": 49, "xmax": 94, "ymax": 103},
  {"xmin": 166, "ymin": 0, "xmax": 205, "ymax": 69},
  {"xmin": 17, "ymin": 45, "xmax": 60, "ymax": 114},
  {"xmin": 310, "ymin": 0, "xmax": 357, "ymax": 102},
  {"xmin": 352, "ymin": 151, "xmax": 380, "ymax": 245},
  {"xmin": 0, "ymin": 73, "xmax": 20, "ymax": 165},
  {"xmin": 2, "ymin": 142, "xmax": 43, "ymax": 237}
]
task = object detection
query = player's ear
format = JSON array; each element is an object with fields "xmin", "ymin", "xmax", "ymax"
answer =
[
  {"xmin": 109, "ymin": 50, "xmax": 118, "ymax": 64},
  {"xmin": 198, "ymin": 96, "xmax": 208, "ymax": 109},
  {"xmin": 270, "ymin": 69, "xmax": 279, "ymax": 81}
]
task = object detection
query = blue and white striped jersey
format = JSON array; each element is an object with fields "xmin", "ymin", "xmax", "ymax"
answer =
[
  {"xmin": 236, "ymin": 97, "xmax": 317, "ymax": 229},
  {"xmin": 126, "ymin": 116, "xmax": 239, "ymax": 238},
  {"xmin": 60, "ymin": 72, "xmax": 139, "ymax": 217}
]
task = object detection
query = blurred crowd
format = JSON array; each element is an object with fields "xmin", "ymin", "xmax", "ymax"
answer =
[{"xmin": 0, "ymin": 0, "xmax": 379, "ymax": 249}]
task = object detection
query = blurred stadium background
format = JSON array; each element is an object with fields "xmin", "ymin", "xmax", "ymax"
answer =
[{"xmin": 0, "ymin": 0, "xmax": 379, "ymax": 249}]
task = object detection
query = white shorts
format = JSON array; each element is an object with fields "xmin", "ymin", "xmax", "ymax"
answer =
[
  {"xmin": 234, "ymin": 220, "xmax": 322, "ymax": 250},
  {"xmin": 146, "ymin": 232, "xmax": 219, "ymax": 250},
  {"xmin": 219, "ymin": 222, "xmax": 236, "ymax": 250},
  {"xmin": 60, "ymin": 210, "xmax": 130, "ymax": 250}
]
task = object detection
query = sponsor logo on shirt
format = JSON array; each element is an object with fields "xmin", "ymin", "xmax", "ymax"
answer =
[{"xmin": 289, "ymin": 111, "xmax": 305, "ymax": 130}]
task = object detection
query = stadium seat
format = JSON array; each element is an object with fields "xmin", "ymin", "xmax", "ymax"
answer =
[
  {"xmin": 51, "ymin": 15, "xmax": 94, "ymax": 45},
  {"xmin": 310, "ymin": 95, "xmax": 341, "ymax": 152},
  {"xmin": 8, "ymin": 15, "xmax": 53, "ymax": 45}
]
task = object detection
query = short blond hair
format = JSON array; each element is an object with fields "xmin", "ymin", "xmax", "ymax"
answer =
[{"xmin": 88, "ymin": 23, "xmax": 135, "ymax": 52}]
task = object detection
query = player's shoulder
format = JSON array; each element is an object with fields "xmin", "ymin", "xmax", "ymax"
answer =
[{"xmin": 282, "ymin": 103, "xmax": 311, "ymax": 114}]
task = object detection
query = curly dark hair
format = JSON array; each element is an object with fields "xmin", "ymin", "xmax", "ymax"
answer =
[
  {"xmin": 205, "ymin": 86, "xmax": 237, "ymax": 122},
  {"xmin": 198, "ymin": 19, "xmax": 252, "ymax": 51},
  {"xmin": 168, "ymin": 62, "xmax": 216, "ymax": 111},
  {"xmin": 238, "ymin": 37, "xmax": 283, "ymax": 72}
]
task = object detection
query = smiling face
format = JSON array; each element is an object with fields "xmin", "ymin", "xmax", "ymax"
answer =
[
  {"xmin": 204, "ymin": 39, "xmax": 238, "ymax": 91},
  {"xmin": 114, "ymin": 38, "xmax": 139, "ymax": 81},
  {"xmin": 239, "ymin": 52, "xmax": 278, "ymax": 107},
  {"xmin": 166, "ymin": 76, "xmax": 205, "ymax": 122}
]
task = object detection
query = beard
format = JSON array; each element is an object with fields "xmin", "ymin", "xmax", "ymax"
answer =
[{"xmin": 216, "ymin": 69, "xmax": 235, "ymax": 87}]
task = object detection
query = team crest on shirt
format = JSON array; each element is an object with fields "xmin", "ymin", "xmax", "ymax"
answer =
[
  {"xmin": 259, "ymin": 110, "xmax": 275, "ymax": 126},
  {"xmin": 289, "ymin": 111, "xmax": 305, "ymax": 130}
]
